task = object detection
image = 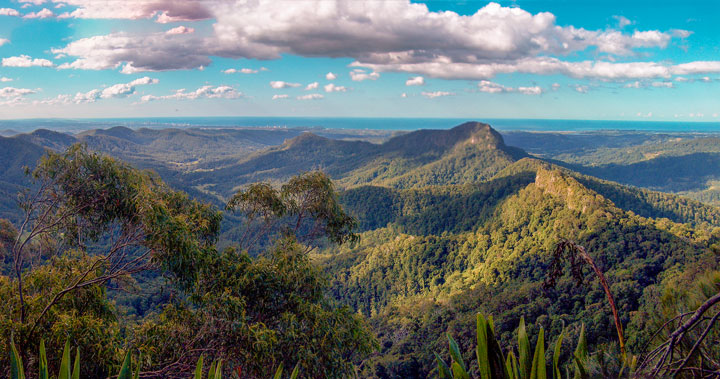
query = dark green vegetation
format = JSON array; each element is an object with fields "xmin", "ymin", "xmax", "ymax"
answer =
[
  {"xmin": 0, "ymin": 147, "xmax": 374, "ymax": 377},
  {"xmin": 2, "ymin": 121, "xmax": 720, "ymax": 377}
]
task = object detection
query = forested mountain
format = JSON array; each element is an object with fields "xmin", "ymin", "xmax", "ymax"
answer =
[
  {"xmin": 323, "ymin": 163, "xmax": 720, "ymax": 376},
  {"xmin": 2, "ymin": 122, "xmax": 720, "ymax": 377},
  {"xmin": 186, "ymin": 122, "xmax": 527, "ymax": 196}
]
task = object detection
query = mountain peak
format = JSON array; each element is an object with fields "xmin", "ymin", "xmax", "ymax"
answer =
[{"xmin": 381, "ymin": 121, "xmax": 506, "ymax": 156}]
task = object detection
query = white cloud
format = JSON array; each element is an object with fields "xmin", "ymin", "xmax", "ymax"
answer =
[
  {"xmin": 671, "ymin": 61, "xmax": 720, "ymax": 75},
  {"xmin": 421, "ymin": 91, "xmax": 453, "ymax": 98},
  {"xmin": 651, "ymin": 81, "xmax": 673, "ymax": 88},
  {"xmin": 0, "ymin": 38, "xmax": 9, "ymax": 47},
  {"xmin": 272, "ymin": 94, "xmax": 288, "ymax": 100},
  {"xmin": 0, "ymin": 8, "xmax": 20, "ymax": 16},
  {"xmin": 0, "ymin": 87, "xmax": 36, "ymax": 98},
  {"xmin": 477, "ymin": 80, "xmax": 542, "ymax": 95},
  {"xmin": 624, "ymin": 81, "xmax": 642, "ymax": 88},
  {"xmin": 517, "ymin": 86, "xmax": 542, "ymax": 95},
  {"xmin": 551, "ymin": 83, "xmax": 560, "ymax": 90},
  {"xmin": 224, "ymin": 68, "xmax": 259, "ymax": 74},
  {"xmin": 53, "ymin": 32, "xmax": 210, "ymax": 73},
  {"xmin": 18, "ymin": 0, "xmax": 45, "ymax": 5},
  {"xmin": 38, "ymin": 1, "xmax": 720, "ymax": 83},
  {"xmin": 324, "ymin": 83, "xmax": 347, "ymax": 92},
  {"xmin": 326, "ymin": 72, "xmax": 337, "ymax": 80},
  {"xmin": 24, "ymin": 8, "xmax": 55, "ymax": 18},
  {"xmin": 573, "ymin": 85, "xmax": 589, "ymax": 93},
  {"xmin": 613, "ymin": 15, "xmax": 632, "ymax": 28},
  {"xmin": 166, "ymin": 26, "xmax": 195, "ymax": 35},
  {"xmin": 297, "ymin": 93, "xmax": 323, "ymax": 100},
  {"xmin": 305, "ymin": 82, "xmax": 319, "ymax": 90},
  {"xmin": 2, "ymin": 55, "xmax": 54, "ymax": 67},
  {"xmin": 101, "ymin": 76, "xmax": 159, "ymax": 98},
  {"xmin": 349, "ymin": 69, "xmax": 379, "ymax": 81},
  {"xmin": 0, "ymin": 77, "xmax": 12, "ymax": 82},
  {"xmin": 400, "ymin": 92, "xmax": 407, "ymax": 98},
  {"xmin": 141, "ymin": 85, "xmax": 242, "ymax": 102},
  {"xmin": 270, "ymin": 81, "xmax": 301, "ymax": 89},
  {"xmin": 405, "ymin": 76, "xmax": 424, "ymax": 86},
  {"xmin": 56, "ymin": 0, "xmax": 212, "ymax": 22},
  {"xmin": 477, "ymin": 80, "xmax": 509, "ymax": 93}
]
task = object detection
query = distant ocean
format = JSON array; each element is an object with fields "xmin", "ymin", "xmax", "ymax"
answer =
[{"xmin": 2, "ymin": 117, "xmax": 720, "ymax": 134}]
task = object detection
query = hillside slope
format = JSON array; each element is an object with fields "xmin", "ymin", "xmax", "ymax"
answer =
[
  {"xmin": 187, "ymin": 122, "xmax": 527, "ymax": 196},
  {"xmin": 320, "ymin": 166, "xmax": 719, "ymax": 376}
]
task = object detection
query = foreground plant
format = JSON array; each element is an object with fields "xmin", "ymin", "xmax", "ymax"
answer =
[{"xmin": 436, "ymin": 314, "xmax": 572, "ymax": 379}]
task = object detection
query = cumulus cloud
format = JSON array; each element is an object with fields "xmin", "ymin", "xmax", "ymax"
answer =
[
  {"xmin": 477, "ymin": 80, "xmax": 509, "ymax": 93},
  {"xmin": 651, "ymin": 81, "xmax": 673, "ymax": 88},
  {"xmin": 272, "ymin": 94, "xmax": 288, "ymax": 100},
  {"xmin": 2, "ymin": 55, "xmax": 54, "ymax": 67},
  {"xmin": 0, "ymin": 38, "xmax": 9, "ymax": 46},
  {"xmin": 613, "ymin": 15, "xmax": 632, "ymax": 28},
  {"xmin": 52, "ymin": 32, "xmax": 210, "ymax": 73},
  {"xmin": 0, "ymin": 77, "xmax": 12, "ymax": 82},
  {"xmin": 405, "ymin": 76, "xmax": 424, "ymax": 86},
  {"xmin": 56, "ymin": 0, "xmax": 212, "ymax": 22},
  {"xmin": 421, "ymin": 91, "xmax": 453, "ymax": 98},
  {"xmin": 0, "ymin": 8, "xmax": 20, "ymax": 16},
  {"xmin": 39, "ymin": 1, "xmax": 720, "ymax": 82},
  {"xmin": 477, "ymin": 80, "xmax": 542, "ymax": 95},
  {"xmin": 517, "ymin": 86, "xmax": 543, "ymax": 95},
  {"xmin": 224, "ymin": 68, "xmax": 259, "ymax": 74},
  {"xmin": 349, "ymin": 69, "xmax": 379, "ymax": 81},
  {"xmin": 324, "ymin": 83, "xmax": 347, "ymax": 92},
  {"xmin": 141, "ymin": 85, "xmax": 242, "ymax": 102},
  {"xmin": 101, "ymin": 76, "xmax": 159, "ymax": 98},
  {"xmin": 24, "ymin": 8, "xmax": 54, "ymax": 19},
  {"xmin": 305, "ymin": 82, "xmax": 319, "ymax": 90},
  {"xmin": 573, "ymin": 85, "xmax": 589, "ymax": 93},
  {"xmin": 166, "ymin": 26, "xmax": 195, "ymax": 35},
  {"xmin": 270, "ymin": 81, "xmax": 300, "ymax": 89},
  {"xmin": 39, "ymin": 76, "xmax": 159, "ymax": 105},
  {"xmin": 551, "ymin": 83, "xmax": 560, "ymax": 90},
  {"xmin": 297, "ymin": 93, "xmax": 323, "ymax": 100},
  {"xmin": 0, "ymin": 87, "xmax": 36, "ymax": 98},
  {"xmin": 326, "ymin": 72, "xmax": 337, "ymax": 80}
]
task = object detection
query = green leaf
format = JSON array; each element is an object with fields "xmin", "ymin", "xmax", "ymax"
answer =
[
  {"xmin": 451, "ymin": 360, "xmax": 471, "ymax": 379},
  {"xmin": 435, "ymin": 353, "xmax": 452, "ymax": 379},
  {"xmin": 213, "ymin": 360, "xmax": 222, "ymax": 379},
  {"xmin": 273, "ymin": 363, "xmax": 283, "ymax": 379},
  {"xmin": 477, "ymin": 314, "xmax": 491, "ymax": 379},
  {"xmin": 518, "ymin": 317, "xmax": 532, "ymax": 379},
  {"xmin": 71, "ymin": 347, "xmax": 80, "ymax": 379},
  {"xmin": 39, "ymin": 339, "xmax": 48, "ymax": 379},
  {"xmin": 10, "ymin": 334, "xmax": 25, "ymax": 379},
  {"xmin": 290, "ymin": 362, "xmax": 300, "ymax": 379},
  {"xmin": 208, "ymin": 360, "xmax": 217, "ymax": 379},
  {"xmin": 58, "ymin": 341, "xmax": 71, "ymax": 379},
  {"xmin": 117, "ymin": 350, "xmax": 132, "ymax": 379},
  {"xmin": 506, "ymin": 351, "xmax": 519, "ymax": 379},
  {"xmin": 194, "ymin": 355, "xmax": 204, "ymax": 379},
  {"xmin": 530, "ymin": 328, "xmax": 546, "ymax": 379},
  {"xmin": 553, "ymin": 328, "xmax": 564, "ymax": 379},
  {"xmin": 487, "ymin": 323, "xmax": 509, "ymax": 379},
  {"xmin": 132, "ymin": 353, "xmax": 141, "ymax": 379},
  {"xmin": 572, "ymin": 356, "xmax": 588, "ymax": 379},
  {"xmin": 447, "ymin": 333, "xmax": 467, "ymax": 373},
  {"xmin": 573, "ymin": 324, "xmax": 588, "ymax": 379}
]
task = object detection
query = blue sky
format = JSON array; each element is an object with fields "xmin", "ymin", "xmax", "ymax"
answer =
[{"xmin": 0, "ymin": 0, "xmax": 718, "ymax": 121}]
